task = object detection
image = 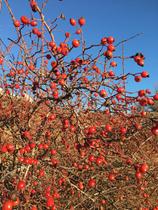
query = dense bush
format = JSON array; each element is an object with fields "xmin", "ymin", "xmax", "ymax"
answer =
[{"xmin": 0, "ymin": 1, "xmax": 158, "ymax": 209}]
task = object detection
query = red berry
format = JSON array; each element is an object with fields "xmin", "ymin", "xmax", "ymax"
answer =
[
  {"xmin": 140, "ymin": 163, "xmax": 149, "ymax": 173},
  {"xmin": 99, "ymin": 89, "xmax": 107, "ymax": 97},
  {"xmin": 153, "ymin": 93, "xmax": 158, "ymax": 100},
  {"xmin": 76, "ymin": 28, "xmax": 82, "ymax": 34},
  {"xmin": 107, "ymin": 44, "xmax": 115, "ymax": 52},
  {"xmin": 107, "ymin": 36, "xmax": 115, "ymax": 44},
  {"xmin": 135, "ymin": 171, "xmax": 142, "ymax": 179},
  {"xmin": 20, "ymin": 16, "xmax": 29, "ymax": 24},
  {"xmin": 108, "ymin": 173, "xmax": 116, "ymax": 181},
  {"xmin": 30, "ymin": 20, "xmax": 37, "ymax": 27},
  {"xmin": 151, "ymin": 126, "xmax": 158, "ymax": 136},
  {"xmin": 134, "ymin": 75, "xmax": 142, "ymax": 82},
  {"xmin": 78, "ymin": 17, "xmax": 86, "ymax": 26},
  {"xmin": 101, "ymin": 37, "xmax": 107, "ymax": 45},
  {"xmin": 117, "ymin": 87, "xmax": 125, "ymax": 93},
  {"xmin": 17, "ymin": 180, "xmax": 26, "ymax": 190},
  {"xmin": 70, "ymin": 18, "xmax": 76, "ymax": 26},
  {"xmin": 72, "ymin": 39, "xmax": 80, "ymax": 48},
  {"xmin": 88, "ymin": 154, "xmax": 95, "ymax": 162},
  {"xmin": 110, "ymin": 61, "xmax": 117, "ymax": 67},
  {"xmin": 2, "ymin": 200, "xmax": 13, "ymax": 210},
  {"xmin": 141, "ymin": 71, "xmax": 149, "ymax": 78},
  {"xmin": 65, "ymin": 32, "xmax": 70, "ymax": 38},
  {"xmin": 88, "ymin": 126, "xmax": 96, "ymax": 135},
  {"xmin": 14, "ymin": 20, "xmax": 20, "ymax": 27},
  {"xmin": 88, "ymin": 178, "xmax": 96, "ymax": 188},
  {"xmin": 0, "ymin": 57, "xmax": 4, "ymax": 65},
  {"xmin": 105, "ymin": 124, "xmax": 112, "ymax": 132}
]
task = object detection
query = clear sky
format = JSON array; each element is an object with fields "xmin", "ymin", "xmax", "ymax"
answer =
[{"xmin": 0, "ymin": 0, "xmax": 158, "ymax": 94}]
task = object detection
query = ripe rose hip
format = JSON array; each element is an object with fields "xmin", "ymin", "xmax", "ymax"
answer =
[
  {"xmin": 99, "ymin": 89, "xmax": 107, "ymax": 97},
  {"xmin": 88, "ymin": 178, "xmax": 96, "ymax": 188},
  {"xmin": 101, "ymin": 37, "xmax": 107, "ymax": 45},
  {"xmin": 151, "ymin": 126, "xmax": 158, "ymax": 136},
  {"xmin": 70, "ymin": 18, "xmax": 76, "ymax": 26},
  {"xmin": 140, "ymin": 163, "xmax": 149, "ymax": 173},
  {"xmin": 78, "ymin": 17, "xmax": 86, "ymax": 26},
  {"xmin": 0, "ymin": 57, "xmax": 4, "ymax": 65},
  {"xmin": 153, "ymin": 93, "xmax": 158, "ymax": 100},
  {"xmin": 108, "ymin": 173, "xmax": 116, "ymax": 181},
  {"xmin": 20, "ymin": 16, "xmax": 29, "ymax": 24},
  {"xmin": 2, "ymin": 200, "xmax": 13, "ymax": 210},
  {"xmin": 72, "ymin": 39, "xmax": 80, "ymax": 48},
  {"xmin": 135, "ymin": 171, "xmax": 142, "ymax": 179},
  {"xmin": 134, "ymin": 75, "xmax": 142, "ymax": 82},
  {"xmin": 17, "ymin": 180, "xmax": 26, "ymax": 190},
  {"xmin": 88, "ymin": 126, "xmax": 96, "ymax": 135},
  {"xmin": 141, "ymin": 71, "xmax": 149, "ymax": 78},
  {"xmin": 107, "ymin": 36, "xmax": 115, "ymax": 44},
  {"xmin": 14, "ymin": 20, "xmax": 20, "ymax": 27},
  {"xmin": 30, "ymin": 20, "xmax": 37, "ymax": 27}
]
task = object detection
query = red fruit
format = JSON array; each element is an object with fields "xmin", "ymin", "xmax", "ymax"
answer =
[
  {"xmin": 20, "ymin": 16, "xmax": 29, "ymax": 24},
  {"xmin": 99, "ymin": 89, "xmax": 107, "ymax": 97},
  {"xmin": 88, "ymin": 126, "xmax": 96, "ymax": 135},
  {"xmin": 120, "ymin": 127, "xmax": 127, "ymax": 135},
  {"xmin": 30, "ymin": 0, "xmax": 38, "ymax": 12},
  {"xmin": 135, "ymin": 171, "xmax": 142, "ymax": 179},
  {"xmin": 0, "ymin": 57, "xmax": 4, "ymax": 65},
  {"xmin": 65, "ymin": 32, "xmax": 70, "ymax": 38},
  {"xmin": 110, "ymin": 61, "xmax": 117, "ymax": 67},
  {"xmin": 32, "ymin": 28, "xmax": 39, "ymax": 35},
  {"xmin": 107, "ymin": 44, "xmax": 115, "ymax": 52},
  {"xmin": 6, "ymin": 143, "xmax": 14, "ymax": 152},
  {"xmin": 49, "ymin": 41, "xmax": 56, "ymax": 49},
  {"xmin": 108, "ymin": 173, "xmax": 116, "ymax": 181},
  {"xmin": 134, "ymin": 55, "xmax": 141, "ymax": 63},
  {"xmin": 138, "ymin": 90, "xmax": 146, "ymax": 97},
  {"xmin": 2, "ymin": 200, "xmax": 13, "ymax": 210},
  {"xmin": 108, "ymin": 70, "xmax": 115, "ymax": 77},
  {"xmin": 30, "ymin": 20, "xmax": 37, "ymax": 27},
  {"xmin": 1, "ymin": 144, "xmax": 8, "ymax": 153},
  {"xmin": 105, "ymin": 124, "xmax": 112, "ymax": 132},
  {"xmin": 153, "ymin": 93, "xmax": 158, "ymax": 100},
  {"xmin": 12, "ymin": 197, "xmax": 20, "ymax": 207},
  {"xmin": 72, "ymin": 39, "xmax": 80, "ymax": 48},
  {"xmin": 70, "ymin": 18, "xmax": 76, "ymax": 26},
  {"xmin": 76, "ymin": 28, "xmax": 82, "ymax": 34},
  {"xmin": 135, "ymin": 123, "xmax": 142, "ymax": 130},
  {"xmin": 101, "ymin": 37, "xmax": 107, "ymax": 45},
  {"xmin": 96, "ymin": 157, "xmax": 103, "ymax": 166},
  {"xmin": 104, "ymin": 50, "xmax": 113, "ymax": 59},
  {"xmin": 31, "ymin": 206, "xmax": 38, "ymax": 210},
  {"xmin": 151, "ymin": 126, "xmax": 158, "ymax": 136},
  {"xmin": 141, "ymin": 71, "xmax": 149, "ymax": 78},
  {"xmin": 88, "ymin": 154, "xmax": 95, "ymax": 162},
  {"xmin": 17, "ymin": 180, "xmax": 26, "ymax": 190},
  {"xmin": 140, "ymin": 163, "xmax": 149, "ymax": 173},
  {"xmin": 46, "ymin": 197, "xmax": 54, "ymax": 207},
  {"xmin": 78, "ymin": 182, "xmax": 84, "ymax": 190},
  {"xmin": 14, "ymin": 20, "xmax": 20, "ymax": 27},
  {"xmin": 134, "ymin": 75, "xmax": 142, "ymax": 82},
  {"xmin": 117, "ymin": 87, "xmax": 125, "ymax": 93},
  {"xmin": 107, "ymin": 36, "xmax": 115, "ymax": 44},
  {"xmin": 88, "ymin": 178, "xmax": 96, "ymax": 188},
  {"xmin": 78, "ymin": 17, "xmax": 86, "ymax": 26},
  {"xmin": 137, "ymin": 59, "xmax": 144, "ymax": 67}
]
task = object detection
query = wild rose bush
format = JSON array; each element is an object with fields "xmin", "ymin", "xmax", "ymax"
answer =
[{"xmin": 0, "ymin": 0, "xmax": 158, "ymax": 209}]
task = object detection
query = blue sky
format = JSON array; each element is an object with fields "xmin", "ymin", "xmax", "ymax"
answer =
[{"xmin": 0, "ymin": 0, "xmax": 158, "ymax": 94}]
